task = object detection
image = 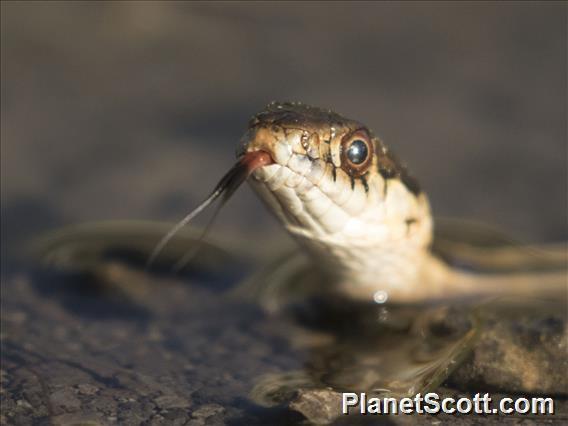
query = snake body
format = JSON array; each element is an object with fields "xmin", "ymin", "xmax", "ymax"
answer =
[
  {"xmin": 239, "ymin": 102, "xmax": 566, "ymax": 304},
  {"xmin": 34, "ymin": 102, "xmax": 566, "ymax": 305}
]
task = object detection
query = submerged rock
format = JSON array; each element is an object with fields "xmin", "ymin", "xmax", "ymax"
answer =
[{"xmin": 448, "ymin": 310, "xmax": 567, "ymax": 394}]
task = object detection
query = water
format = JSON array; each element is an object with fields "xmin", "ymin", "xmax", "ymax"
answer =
[{"xmin": 9, "ymin": 222, "xmax": 564, "ymax": 424}]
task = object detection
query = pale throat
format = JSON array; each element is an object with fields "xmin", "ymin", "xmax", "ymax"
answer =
[{"xmin": 249, "ymin": 163, "xmax": 435, "ymax": 298}]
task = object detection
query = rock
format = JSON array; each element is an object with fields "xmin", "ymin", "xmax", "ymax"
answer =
[
  {"xmin": 51, "ymin": 412, "xmax": 103, "ymax": 425},
  {"xmin": 191, "ymin": 403, "xmax": 225, "ymax": 419},
  {"xmin": 15, "ymin": 399, "xmax": 33, "ymax": 410},
  {"xmin": 154, "ymin": 394, "xmax": 191, "ymax": 410},
  {"xmin": 186, "ymin": 403, "xmax": 226, "ymax": 426},
  {"xmin": 77, "ymin": 383, "xmax": 99, "ymax": 396},
  {"xmin": 289, "ymin": 389, "xmax": 343, "ymax": 425},
  {"xmin": 448, "ymin": 312, "xmax": 568, "ymax": 394},
  {"xmin": 49, "ymin": 389, "xmax": 82, "ymax": 413}
]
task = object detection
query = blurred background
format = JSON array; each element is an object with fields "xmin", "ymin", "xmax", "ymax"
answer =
[
  {"xmin": 1, "ymin": 2, "xmax": 566, "ymax": 424},
  {"xmin": 2, "ymin": 2, "xmax": 566, "ymax": 267}
]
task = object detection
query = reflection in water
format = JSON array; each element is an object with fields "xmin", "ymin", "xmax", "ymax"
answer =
[
  {"xmin": 250, "ymin": 280, "xmax": 480, "ymax": 411},
  {"xmin": 243, "ymin": 247, "xmax": 565, "ymax": 422}
]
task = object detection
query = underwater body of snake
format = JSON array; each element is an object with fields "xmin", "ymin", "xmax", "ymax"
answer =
[{"xmin": 145, "ymin": 101, "xmax": 566, "ymax": 306}]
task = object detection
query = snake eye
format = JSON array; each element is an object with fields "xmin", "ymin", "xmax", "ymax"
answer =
[
  {"xmin": 340, "ymin": 129, "xmax": 373, "ymax": 176},
  {"xmin": 346, "ymin": 140, "xmax": 368, "ymax": 164}
]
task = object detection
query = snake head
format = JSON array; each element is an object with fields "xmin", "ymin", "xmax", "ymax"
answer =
[
  {"xmin": 239, "ymin": 101, "xmax": 375, "ymax": 179},
  {"xmin": 240, "ymin": 101, "xmax": 420, "ymax": 190},
  {"xmin": 238, "ymin": 101, "xmax": 424, "ymax": 232},
  {"xmin": 238, "ymin": 102, "xmax": 433, "ymax": 298},
  {"xmin": 151, "ymin": 102, "xmax": 435, "ymax": 302}
]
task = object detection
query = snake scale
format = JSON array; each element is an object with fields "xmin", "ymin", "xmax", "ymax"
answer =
[{"xmin": 227, "ymin": 102, "xmax": 566, "ymax": 304}]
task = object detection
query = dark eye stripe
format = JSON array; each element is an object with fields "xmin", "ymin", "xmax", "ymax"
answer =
[{"xmin": 376, "ymin": 151, "xmax": 421, "ymax": 196}]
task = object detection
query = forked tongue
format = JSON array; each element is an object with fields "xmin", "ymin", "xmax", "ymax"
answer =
[{"xmin": 146, "ymin": 151, "xmax": 273, "ymax": 269}]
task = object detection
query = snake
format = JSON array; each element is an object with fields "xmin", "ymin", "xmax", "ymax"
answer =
[
  {"xmin": 146, "ymin": 101, "xmax": 565, "ymax": 306},
  {"xmin": 36, "ymin": 101, "xmax": 567, "ymax": 306},
  {"xmin": 30, "ymin": 102, "xmax": 568, "ymax": 420}
]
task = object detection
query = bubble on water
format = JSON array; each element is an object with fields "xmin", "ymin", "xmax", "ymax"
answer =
[{"xmin": 373, "ymin": 290, "xmax": 388, "ymax": 304}]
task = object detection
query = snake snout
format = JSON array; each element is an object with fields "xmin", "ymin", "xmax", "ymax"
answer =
[{"xmin": 238, "ymin": 123, "xmax": 294, "ymax": 167}]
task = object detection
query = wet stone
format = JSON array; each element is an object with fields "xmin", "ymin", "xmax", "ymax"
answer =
[
  {"xmin": 289, "ymin": 389, "xmax": 343, "ymax": 425},
  {"xmin": 76, "ymin": 383, "xmax": 99, "ymax": 396},
  {"xmin": 188, "ymin": 403, "xmax": 226, "ymax": 425},
  {"xmin": 448, "ymin": 311, "xmax": 568, "ymax": 394},
  {"xmin": 51, "ymin": 412, "xmax": 105, "ymax": 425},
  {"xmin": 15, "ymin": 399, "xmax": 33, "ymax": 410},
  {"xmin": 191, "ymin": 403, "xmax": 225, "ymax": 419},
  {"xmin": 154, "ymin": 394, "xmax": 192, "ymax": 410},
  {"xmin": 161, "ymin": 408, "xmax": 191, "ymax": 425},
  {"xmin": 49, "ymin": 388, "xmax": 82, "ymax": 413},
  {"xmin": 116, "ymin": 403, "xmax": 156, "ymax": 426}
]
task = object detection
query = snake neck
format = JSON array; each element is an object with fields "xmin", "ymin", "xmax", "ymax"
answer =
[{"xmin": 248, "ymin": 164, "xmax": 444, "ymax": 303}]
